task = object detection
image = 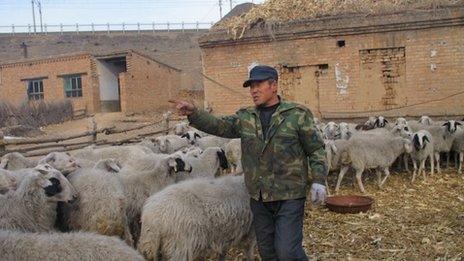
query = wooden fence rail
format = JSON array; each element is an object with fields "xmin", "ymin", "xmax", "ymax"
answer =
[{"xmin": 0, "ymin": 114, "xmax": 175, "ymax": 157}]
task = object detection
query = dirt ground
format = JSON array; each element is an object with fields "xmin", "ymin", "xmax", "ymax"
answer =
[{"xmin": 232, "ymin": 170, "xmax": 463, "ymax": 260}]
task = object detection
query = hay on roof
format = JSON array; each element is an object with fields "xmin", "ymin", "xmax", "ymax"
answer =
[{"xmin": 214, "ymin": 0, "xmax": 464, "ymax": 39}]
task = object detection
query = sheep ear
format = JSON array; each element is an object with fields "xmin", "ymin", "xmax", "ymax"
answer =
[
  {"xmin": 0, "ymin": 158, "xmax": 9, "ymax": 169},
  {"xmin": 384, "ymin": 119, "xmax": 389, "ymax": 123},
  {"xmin": 167, "ymin": 158, "xmax": 178, "ymax": 173},
  {"xmin": 194, "ymin": 133, "xmax": 201, "ymax": 139},
  {"xmin": 374, "ymin": 118, "xmax": 379, "ymax": 126},
  {"xmin": 442, "ymin": 122, "xmax": 450, "ymax": 128},
  {"xmin": 106, "ymin": 160, "xmax": 121, "ymax": 173},
  {"xmin": 423, "ymin": 135, "xmax": 430, "ymax": 143},
  {"xmin": 331, "ymin": 144, "xmax": 338, "ymax": 155},
  {"xmin": 43, "ymin": 153, "xmax": 56, "ymax": 163},
  {"xmin": 34, "ymin": 164, "xmax": 53, "ymax": 175},
  {"xmin": 456, "ymin": 122, "xmax": 462, "ymax": 126},
  {"xmin": 181, "ymin": 133, "xmax": 188, "ymax": 139},
  {"xmin": 37, "ymin": 177, "xmax": 52, "ymax": 188}
]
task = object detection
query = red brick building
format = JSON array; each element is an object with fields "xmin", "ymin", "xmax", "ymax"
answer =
[
  {"xmin": 199, "ymin": 6, "xmax": 464, "ymax": 119},
  {"xmin": 0, "ymin": 50, "xmax": 181, "ymax": 114}
]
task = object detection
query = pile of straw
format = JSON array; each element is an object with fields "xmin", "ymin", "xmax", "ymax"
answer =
[{"xmin": 214, "ymin": 0, "xmax": 464, "ymax": 38}]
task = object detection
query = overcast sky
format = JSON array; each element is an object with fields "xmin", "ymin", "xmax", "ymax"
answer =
[{"xmin": 0, "ymin": 0, "xmax": 264, "ymax": 32}]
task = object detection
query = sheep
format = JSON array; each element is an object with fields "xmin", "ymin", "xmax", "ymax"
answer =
[
  {"xmin": 176, "ymin": 146, "xmax": 203, "ymax": 158},
  {"xmin": 0, "ymin": 169, "xmax": 16, "ymax": 194},
  {"xmin": 73, "ymin": 145, "xmax": 153, "ymax": 165},
  {"xmin": 138, "ymin": 138, "xmax": 162, "ymax": 153},
  {"xmin": 374, "ymin": 116, "xmax": 389, "ymax": 128},
  {"xmin": 225, "ymin": 139, "xmax": 242, "ymax": 173},
  {"xmin": 64, "ymin": 159, "xmax": 133, "ymax": 246},
  {"xmin": 38, "ymin": 152, "xmax": 80, "ymax": 176},
  {"xmin": 174, "ymin": 121, "xmax": 190, "ymax": 135},
  {"xmin": 138, "ymin": 175, "xmax": 255, "ymax": 261},
  {"xmin": 418, "ymin": 115, "xmax": 433, "ymax": 125},
  {"xmin": 410, "ymin": 130, "xmax": 435, "ymax": 182},
  {"xmin": 0, "ymin": 152, "xmax": 36, "ymax": 171},
  {"xmin": 174, "ymin": 121, "xmax": 209, "ymax": 137},
  {"xmin": 181, "ymin": 130, "xmax": 202, "ymax": 145},
  {"xmin": 0, "ymin": 164, "xmax": 77, "ymax": 232},
  {"xmin": 421, "ymin": 120, "xmax": 461, "ymax": 173},
  {"xmin": 335, "ymin": 136, "xmax": 413, "ymax": 194},
  {"xmin": 153, "ymin": 134, "xmax": 191, "ymax": 153},
  {"xmin": 352, "ymin": 123, "xmax": 412, "ymax": 139},
  {"xmin": 325, "ymin": 139, "xmax": 351, "ymax": 172},
  {"xmin": 182, "ymin": 147, "xmax": 229, "ymax": 178},
  {"xmin": 323, "ymin": 121, "xmax": 340, "ymax": 140},
  {"xmin": 0, "ymin": 230, "xmax": 145, "ymax": 261},
  {"xmin": 395, "ymin": 117, "xmax": 408, "ymax": 126},
  {"xmin": 117, "ymin": 153, "xmax": 192, "ymax": 245},
  {"xmin": 195, "ymin": 135, "xmax": 231, "ymax": 150},
  {"xmin": 338, "ymin": 122, "xmax": 358, "ymax": 140},
  {"xmin": 451, "ymin": 127, "xmax": 464, "ymax": 174}
]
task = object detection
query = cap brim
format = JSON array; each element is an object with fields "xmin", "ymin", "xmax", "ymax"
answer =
[{"xmin": 242, "ymin": 76, "xmax": 272, "ymax": 87}]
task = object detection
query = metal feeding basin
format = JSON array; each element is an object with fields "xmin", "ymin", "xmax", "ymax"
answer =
[{"xmin": 325, "ymin": 195, "xmax": 374, "ymax": 214}]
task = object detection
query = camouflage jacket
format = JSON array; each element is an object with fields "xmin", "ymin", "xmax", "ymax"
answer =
[{"xmin": 188, "ymin": 100, "xmax": 328, "ymax": 202}]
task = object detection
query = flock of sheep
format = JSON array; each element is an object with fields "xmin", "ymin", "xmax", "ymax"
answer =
[
  {"xmin": 0, "ymin": 115, "xmax": 462, "ymax": 260},
  {"xmin": 320, "ymin": 115, "xmax": 464, "ymax": 194}
]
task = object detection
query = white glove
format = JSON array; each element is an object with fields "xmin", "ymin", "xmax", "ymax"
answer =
[{"xmin": 310, "ymin": 183, "xmax": 327, "ymax": 204}]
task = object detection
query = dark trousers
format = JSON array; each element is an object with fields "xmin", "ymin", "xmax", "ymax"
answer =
[{"xmin": 250, "ymin": 197, "xmax": 308, "ymax": 261}]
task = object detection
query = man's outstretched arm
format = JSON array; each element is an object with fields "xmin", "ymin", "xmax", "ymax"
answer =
[{"xmin": 169, "ymin": 100, "xmax": 240, "ymax": 139}]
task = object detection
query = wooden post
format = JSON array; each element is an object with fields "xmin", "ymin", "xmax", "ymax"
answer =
[
  {"xmin": 0, "ymin": 131, "xmax": 5, "ymax": 156},
  {"xmin": 163, "ymin": 111, "xmax": 171, "ymax": 135},
  {"xmin": 89, "ymin": 118, "xmax": 97, "ymax": 144}
]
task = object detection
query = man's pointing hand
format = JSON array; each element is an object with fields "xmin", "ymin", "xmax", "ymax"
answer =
[{"xmin": 168, "ymin": 99, "xmax": 196, "ymax": 116}]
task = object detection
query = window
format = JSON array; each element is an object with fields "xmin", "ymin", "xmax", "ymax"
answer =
[
  {"xmin": 27, "ymin": 80, "xmax": 44, "ymax": 100},
  {"xmin": 64, "ymin": 75, "xmax": 83, "ymax": 98}
]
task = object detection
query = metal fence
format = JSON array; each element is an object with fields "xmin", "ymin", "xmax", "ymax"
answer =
[{"xmin": 0, "ymin": 22, "xmax": 214, "ymax": 35}]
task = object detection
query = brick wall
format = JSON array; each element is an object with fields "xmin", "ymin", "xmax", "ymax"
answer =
[
  {"xmin": 0, "ymin": 31, "xmax": 205, "ymax": 91},
  {"xmin": 200, "ymin": 7, "xmax": 464, "ymax": 118},
  {"xmin": 0, "ymin": 54, "xmax": 95, "ymax": 113},
  {"xmin": 121, "ymin": 52, "xmax": 181, "ymax": 114},
  {"xmin": 200, "ymin": 11, "xmax": 464, "ymax": 119}
]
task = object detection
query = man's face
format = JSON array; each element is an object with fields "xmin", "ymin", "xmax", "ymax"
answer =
[{"xmin": 249, "ymin": 80, "xmax": 278, "ymax": 106}]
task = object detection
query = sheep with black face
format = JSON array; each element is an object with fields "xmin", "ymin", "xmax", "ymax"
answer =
[
  {"xmin": 0, "ymin": 164, "xmax": 77, "ymax": 232},
  {"xmin": 410, "ymin": 130, "xmax": 435, "ymax": 182}
]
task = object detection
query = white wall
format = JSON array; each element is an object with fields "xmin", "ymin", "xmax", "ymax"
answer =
[{"xmin": 96, "ymin": 60, "xmax": 125, "ymax": 101}]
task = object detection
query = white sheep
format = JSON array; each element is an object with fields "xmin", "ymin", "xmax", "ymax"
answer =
[
  {"xmin": 395, "ymin": 117, "xmax": 408, "ymax": 126},
  {"xmin": 174, "ymin": 121, "xmax": 209, "ymax": 137},
  {"xmin": 138, "ymin": 175, "xmax": 255, "ymax": 261},
  {"xmin": 137, "ymin": 138, "xmax": 162, "ymax": 153},
  {"xmin": 418, "ymin": 115, "xmax": 434, "ymax": 125},
  {"xmin": 195, "ymin": 135, "xmax": 231, "ymax": 150},
  {"xmin": 451, "ymin": 127, "xmax": 464, "ymax": 174},
  {"xmin": 182, "ymin": 146, "xmax": 229, "ymax": 178},
  {"xmin": 117, "ymin": 153, "xmax": 192, "ymax": 245},
  {"xmin": 0, "ymin": 169, "xmax": 16, "ymax": 194},
  {"xmin": 422, "ymin": 120, "xmax": 461, "ymax": 173},
  {"xmin": 225, "ymin": 138, "xmax": 242, "ymax": 173},
  {"xmin": 0, "ymin": 164, "xmax": 76, "ymax": 232},
  {"xmin": 154, "ymin": 134, "xmax": 191, "ymax": 153},
  {"xmin": 181, "ymin": 130, "xmax": 202, "ymax": 145},
  {"xmin": 38, "ymin": 152, "xmax": 80, "ymax": 176},
  {"xmin": 64, "ymin": 159, "xmax": 133, "ymax": 246},
  {"xmin": 323, "ymin": 121, "xmax": 340, "ymax": 140},
  {"xmin": 0, "ymin": 230, "xmax": 145, "ymax": 261},
  {"xmin": 410, "ymin": 130, "xmax": 435, "ymax": 182},
  {"xmin": 73, "ymin": 145, "xmax": 153, "ymax": 165},
  {"xmin": 335, "ymin": 136, "xmax": 412, "ymax": 193},
  {"xmin": 0, "ymin": 152, "xmax": 36, "ymax": 171}
]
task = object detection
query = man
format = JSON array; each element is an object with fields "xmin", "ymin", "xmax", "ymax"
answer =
[{"xmin": 170, "ymin": 65, "xmax": 327, "ymax": 261}]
